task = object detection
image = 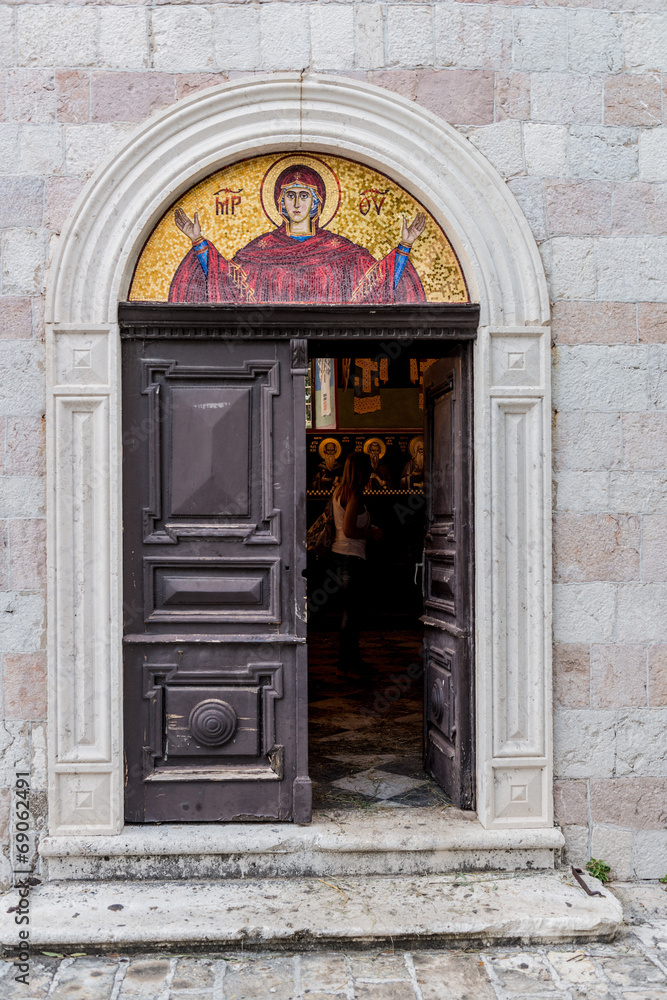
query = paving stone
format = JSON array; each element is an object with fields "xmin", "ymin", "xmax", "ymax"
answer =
[
  {"xmin": 170, "ymin": 957, "xmax": 216, "ymax": 989},
  {"xmin": 599, "ymin": 954, "xmax": 666, "ymax": 986},
  {"xmin": 490, "ymin": 951, "xmax": 558, "ymax": 992},
  {"xmin": 0, "ymin": 957, "xmax": 59, "ymax": 997},
  {"xmin": 347, "ymin": 951, "xmax": 410, "ymax": 980},
  {"xmin": 412, "ymin": 952, "xmax": 495, "ymax": 999},
  {"xmin": 300, "ymin": 953, "xmax": 350, "ymax": 992},
  {"xmin": 50, "ymin": 957, "xmax": 117, "ymax": 999},
  {"xmin": 355, "ymin": 983, "xmax": 416, "ymax": 999},
  {"xmin": 118, "ymin": 959, "xmax": 171, "ymax": 998},
  {"xmin": 222, "ymin": 956, "xmax": 295, "ymax": 999}
]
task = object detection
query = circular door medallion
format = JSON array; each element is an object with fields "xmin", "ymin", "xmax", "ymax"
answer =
[
  {"xmin": 430, "ymin": 680, "xmax": 444, "ymax": 724},
  {"xmin": 188, "ymin": 699, "xmax": 237, "ymax": 747}
]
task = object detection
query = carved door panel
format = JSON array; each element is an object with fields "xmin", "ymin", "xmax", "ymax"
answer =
[
  {"xmin": 122, "ymin": 336, "xmax": 310, "ymax": 822},
  {"xmin": 422, "ymin": 347, "xmax": 475, "ymax": 810}
]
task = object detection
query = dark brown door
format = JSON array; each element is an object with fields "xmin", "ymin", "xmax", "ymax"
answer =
[
  {"xmin": 422, "ymin": 347, "xmax": 475, "ymax": 810},
  {"xmin": 122, "ymin": 336, "xmax": 311, "ymax": 822}
]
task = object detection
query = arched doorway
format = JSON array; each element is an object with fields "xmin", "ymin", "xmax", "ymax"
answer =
[{"xmin": 45, "ymin": 74, "xmax": 553, "ymax": 840}]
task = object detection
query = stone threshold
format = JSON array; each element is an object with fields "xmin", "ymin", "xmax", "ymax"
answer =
[
  {"xmin": 0, "ymin": 871, "xmax": 621, "ymax": 951},
  {"xmin": 39, "ymin": 808, "xmax": 565, "ymax": 881}
]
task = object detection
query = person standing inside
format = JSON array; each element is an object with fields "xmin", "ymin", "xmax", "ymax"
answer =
[{"xmin": 332, "ymin": 453, "xmax": 383, "ymax": 680}]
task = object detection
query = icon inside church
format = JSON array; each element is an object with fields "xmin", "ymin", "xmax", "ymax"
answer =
[{"xmin": 129, "ymin": 153, "xmax": 469, "ymax": 304}]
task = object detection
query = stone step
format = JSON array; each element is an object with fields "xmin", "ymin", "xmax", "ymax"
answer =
[
  {"xmin": 40, "ymin": 808, "xmax": 564, "ymax": 881},
  {"xmin": 0, "ymin": 871, "xmax": 622, "ymax": 950}
]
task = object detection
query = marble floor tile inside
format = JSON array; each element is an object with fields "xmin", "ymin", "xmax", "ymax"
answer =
[{"xmin": 308, "ymin": 629, "xmax": 453, "ymax": 811}]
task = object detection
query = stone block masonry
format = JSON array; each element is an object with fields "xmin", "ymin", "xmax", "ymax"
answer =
[{"xmin": 1, "ymin": 0, "xmax": 667, "ymax": 883}]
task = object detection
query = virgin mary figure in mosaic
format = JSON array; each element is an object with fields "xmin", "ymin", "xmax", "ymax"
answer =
[{"xmin": 168, "ymin": 155, "xmax": 427, "ymax": 304}]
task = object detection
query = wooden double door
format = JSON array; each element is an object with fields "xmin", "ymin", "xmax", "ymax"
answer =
[{"xmin": 121, "ymin": 306, "xmax": 476, "ymax": 823}]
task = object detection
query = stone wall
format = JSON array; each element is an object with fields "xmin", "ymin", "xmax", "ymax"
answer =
[{"xmin": 1, "ymin": 0, "xmax": 666, "ymax": 883}]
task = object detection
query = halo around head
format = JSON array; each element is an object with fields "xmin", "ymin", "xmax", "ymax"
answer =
[
  {"xmin": 319, "ymin": 437, "xmax": 342, "ymax": 460},
  {"xmin": 261, "ymin": 154, "xmax": 341, "ymax": 229},
  {"xmin": 409, "ymin": 436, "xmax": 424, "ymax": 458},
  {"xmin": 363, "ymin": 437, "xmax": 386, "ymax": 459}
]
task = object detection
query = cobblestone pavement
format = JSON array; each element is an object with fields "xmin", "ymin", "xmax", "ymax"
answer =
[{"xmin": 1, "ymin": 883, "xmax": 665, "ymax": 999}]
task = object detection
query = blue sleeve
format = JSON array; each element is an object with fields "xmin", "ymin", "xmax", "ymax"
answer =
[
  {"xmin": 393, "ymin": 243, "xmax": 411, "ymax": 289},
  {"xmin": 193, "ymin": 239, "xmax": 209, "ymax": 277}
]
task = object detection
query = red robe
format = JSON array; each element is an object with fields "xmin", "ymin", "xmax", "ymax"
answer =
[{"xmin": 168, "ymin": 225, "xmax": 426, "ymax": 304}]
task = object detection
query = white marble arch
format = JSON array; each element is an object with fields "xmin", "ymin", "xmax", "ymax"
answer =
[{"xmin": 45, "ymin": 73, "xmax": 552, "ymax": 837}]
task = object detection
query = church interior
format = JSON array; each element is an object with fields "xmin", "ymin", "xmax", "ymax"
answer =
[{"xmin": 306, "ymin": 343, "xmax": 454, "ymax": 812}]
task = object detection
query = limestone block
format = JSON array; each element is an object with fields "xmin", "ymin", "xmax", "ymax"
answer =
[
  {"xmin": 0, "ymin": 177, "xmax": 43, "ymax": 230},
  {"xmin": 99, "ymin": 8, "xmax": 148, "ymax": 71},
  {"xmin": 9, "ymin": 518, "xmax": 45, "ymax": 592},
  {"xmin": 605, "ymin": 74, "xmax": 662, "ymax": 128},
  {"xmin": 545, "ymin": 181, "xmax": 612, "ymax": 237},
  {"xmin": 590, "ymin": 825, "xmax": 634, "ymax": 880},
  {"xmin": 554, "ymin": 513, "xmax": 640, "ymax": 584},
  {"xmin": 554, "ymin": 778, "xmax": 588, "ymax": 825},
  {"xmin": 649, "ymin": 646, "xmax": 667, "ymax": 706},
  {"xmin": 260, "ymin": 4, "xmax": 310, "ymax": 72},
  {"xmin": 568, "ymin": 125, "xmax": 638, "ymax": 182},
  {"xmin": 415, "ymin": 70, "xmax": 494, "ymax": 126},
  {"xmin": 553, "ymin": 583, "xmax": 616, "ymax": 644},
  {"xmin": 617, "ymin": 584, "xmax": 667, "ymax": 643},
  {"xmin": 356, "ymin": 5, "xmax": 384, "ymax": 70},
  {"xmin": 609, "ymin": 471, "xmax": 667, "ymax": 513},
  {"xmin": 523, "ymin": 124, "xmax": 567, "ymax": 177},
  {"xmin": 639, "ymin": 129, "xmax": 667, "ymax": 182},
  {"xmin": 5, "ymin": 417, "xmax": 44, "ymax": 477},
  {"xmin": 590, "ymin": 643, "xmax": 647, "ymax": 708},
  {"xmin": 613, "ymin": 182, "xmax": 667, "ymax": 238},
  {"xmin": 310, "ymin": 6, "xmax": 354, "ymax": 72},
  {"xmin": 569, "ymin": 9, "xmax": 624, "ymax": 75},
  {"xmin": 591, "ymin": 777, "xmax": 667, "ymax": 830},
  {"xmin": 633, "ymin": 830, "xmax": 667, "ymax": 879},
  {"xmin": 552, "ymin": 301, "xmax": 636, "ymax": 346},
  {"xmin": 1, "ymin": 229, "xmax": 49, "ymax": 296},
  {"xmin": 368, "ymin": 70, "xmax": 417, "ymax": 103},
  {"xmin": 434, "ymin": 4, "xmax": 512, "ymax": 70},
  {"xmin": 464, "ymin": 121, "xmax": 522, "ymax": 180},
  {"xmin": 649, "ymin": 343, "xmax": 667, "ymax": 408},
  {"xmin": 554, "ymin": 708, "xmax": 616, "ymax": 777},
  {"xmin": 495, "ymin": 72, "xmax": 530, "ymax": 122},
  {"xmin": 554, "ymin": 412, "xmax": 622, "ymax": 472},
  {"xmin": 56, "ymin": 70, "xmax": 89, "ymax": 126},
  {"xmin": 615, "ymin": 708, "xmax": 667, "ymax": 775},
  {"xmin": 643, "ymin": 515, "xmax": 667, "ymax": 583},
  {"xmin": 64, "ymin": 123, "xmax": 134, "ymax": 178},
  {"xmin": 0, "ymin": 477, "xmax": 45, "ymax": 518},
  {"xmin": 623, "ymin": 413, "xmax": 667, "ymax": 472},
  {"xmin": 91, "ymin": 72, "xmax": 175, "ymax": 124},
  {"xmin": 175, "ymin": 74, "xmax": 229, "ymax": 103},
  {"xmin": 513, "ymin": 9, "xmax": 567, "ymax": 72},
  {"xmin": 0, "ymin": 7, "xmax": 14, "ymax": 69},
  {"xmin": 0, "ymin": 296, "xmax": 31, "ymax": 339},
  {"xmin": 17, "ymin": 7, "xmax": 98, "ymax": 68},
  {"xmin": 507, "ymin": 177, "xmax": 547, "ymax": 241},
  {"xmin": 18, "ymin": 124, "xmax": 63, "ymax": 176},
  {"xmin": 0, "ymin": 591, "xmax": 44, "ymax": 652},
  {"xmin": 622, "ymin": 12, "xmax": 667, "ymax": 73},
  {"xmin": 212, "ymin": 7, "xmax": 260, "ymax": 73},
  {"xmin": 560, "ymin": 824, "xmax": 589, "ymax": 867},
  {"xmin": 301, "ymin": 954, "xmax": 352, "ymax": 992},
  {"xmin": 31, "ymin": 721, "xmax": 47, "ymax": 790},
  {"xmin": 5, "ymin": 69, "xmax": 56, "ymax": 124},
  {"xmin": 554, "ymin": 345, "xmax": 650, "ymax": 412},
  {"xmin": 151, "ymin": 8, "xmax": 214, "ymax": 73},
  {"xmin": 553, "ymin": 471, "xmax": 609, "ymax": 513},
  {"xmin": 553, "ymin": 642, "xmax": 590, "ymax": 708},
  {"xmin": 387, "ymin": 5, "xmax": 433, "ymax": 68},
  {"xmin": 532, "ymin": 73, "xmax": 603, "ymax": 126},
  {"xmin": 413, "ymin": 954, "xmax": 496, "ymax": 998},
  {"xmin": 44, "ymin": 176, "xmax": 84, "ymax": 234},
  {"xmin": 0, "ymin": 341, "xmax": 44, "ymax": 414},
  {"xmin": 3, "ymin": 651, "xmax": 46, "ymax": 720},
  {"xmin": 550, "ymin": 237, "xmax": 596, "ymax": 300},
  {"xmin": 598, "ymin": 237, "xmax": 667, "ymax": 302},
  {"xmin": 0, "ymin": 125, "xmax": 19, "ymax": 174}
]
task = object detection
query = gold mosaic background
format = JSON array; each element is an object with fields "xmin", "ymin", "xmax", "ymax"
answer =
[{"xmin": 129, "ymin": 153, "xmax": 469, "ymax": 303}]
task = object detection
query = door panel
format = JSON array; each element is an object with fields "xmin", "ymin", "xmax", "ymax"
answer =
[
  {"xmin": 122, "ymin": 337, "xmax": 310, "ymax": 822},
  {"xmin": 422, "ymin": 347, "xmax": 475, "ymax": 810}
]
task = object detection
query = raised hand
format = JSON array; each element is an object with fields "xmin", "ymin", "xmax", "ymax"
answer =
[
  {"xmin": 400, "ymin": 212, "xmax": 427, "ymax": 247},
  {"xmin": 174, "ymin": 207, "xmax": 202, "ymax": 244}
]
